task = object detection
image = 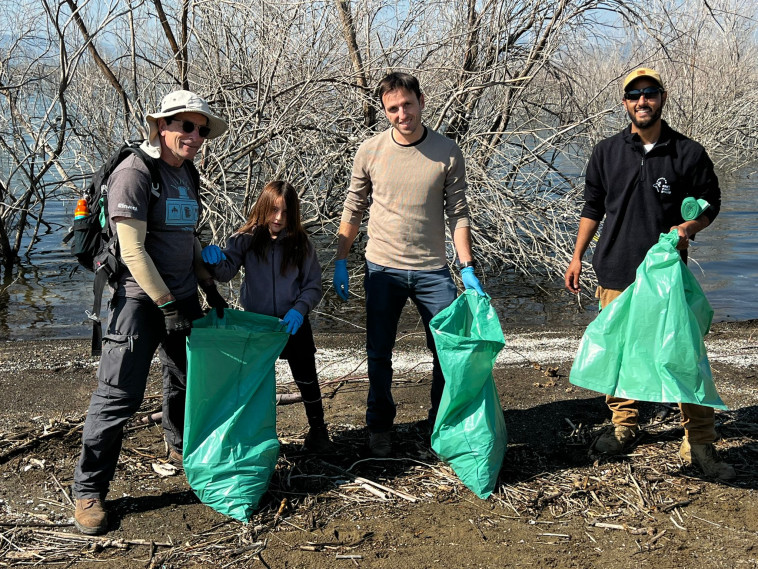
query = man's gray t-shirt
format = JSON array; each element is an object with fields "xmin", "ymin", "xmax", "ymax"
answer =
[{"xmin": 107, "ymin": 154, "xmax": 199, "ymax": 300}]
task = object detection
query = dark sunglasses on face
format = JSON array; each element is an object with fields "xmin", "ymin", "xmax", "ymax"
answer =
[
  {"xmin": 624, "ymin": 86, "xmax": 664, "ymax": 101},
  {"xmin": 166, "ymin": 117, "xmax": 211, "ymax": 137}
]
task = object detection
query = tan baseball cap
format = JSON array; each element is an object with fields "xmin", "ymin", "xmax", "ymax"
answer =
[{"xmin": 622, "ymin": 67, "xmax": 664, "ymax": 91}]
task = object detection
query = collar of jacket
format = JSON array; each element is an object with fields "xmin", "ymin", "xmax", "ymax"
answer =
[{"xmin": 621, "ymin": 119, "xmax": 674, "ymax": 152}]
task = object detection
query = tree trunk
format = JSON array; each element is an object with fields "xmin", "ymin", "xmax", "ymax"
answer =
[{"xmin": 334, "ymin": 0, "xmax": 376, "ymax": 128}]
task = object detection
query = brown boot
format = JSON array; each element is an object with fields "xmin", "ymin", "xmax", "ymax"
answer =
[
  {"xmin": 167, "ymin": 447, "xmax": 183, "ymax": 469},
  {"xmin": 74, "ymin": 498, "xmax": 108, "ymax": 535},
  {"xmin": 594, "ymin": 425, "xmax": 638, "ymax": 455},
  {"xmin": 164, "ymin": 437, "xmax": 183, "ymax": 469},
  {"xmin": 680, "ymin": 439, "xmax": 736, "ymax": 481}
]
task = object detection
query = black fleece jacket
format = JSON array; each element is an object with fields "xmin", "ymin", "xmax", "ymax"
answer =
[{"xmin": 582, "ymin": 120, "xmax": 721, "ymax": 289}]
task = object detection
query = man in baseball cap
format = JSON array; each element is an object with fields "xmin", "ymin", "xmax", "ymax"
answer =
[
  {"xmin": 72, "ymin": 91, "xmax": 228, "ymax": 535},
  {"xmin": 565, "ymin": 67, "xmax": 734, "ymax": 480}
]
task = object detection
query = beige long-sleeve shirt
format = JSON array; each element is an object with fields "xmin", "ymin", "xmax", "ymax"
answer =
[{"xmin": 340, "ymin": 127, "xmax": 470, "ymax": 270}]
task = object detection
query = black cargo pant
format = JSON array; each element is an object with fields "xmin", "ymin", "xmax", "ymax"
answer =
[
  {"xmin": 279, "ymin": 317, "xmax": 325, "ymax": 428},
  {"xmin": 73, "ymin": 294, "xmax": 202, "ymax": 499}
]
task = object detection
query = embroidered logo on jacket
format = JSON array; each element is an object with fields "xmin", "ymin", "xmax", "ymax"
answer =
[{"xmin": 653, "ymin": 178, "xmax": 671, "ymax": 195}]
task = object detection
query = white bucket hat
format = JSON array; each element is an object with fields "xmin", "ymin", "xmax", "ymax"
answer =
[{"xmin": 141, "ymin": 90, "xmax": 228, "ymax": 158}]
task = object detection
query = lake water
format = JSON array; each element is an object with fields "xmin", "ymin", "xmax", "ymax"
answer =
[{"xmin": 1, "ymin": 171, "xmax": 756, "ymax": 341}]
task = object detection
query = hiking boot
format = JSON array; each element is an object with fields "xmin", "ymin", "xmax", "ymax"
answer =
[
  {"xmin": 167, "ymin": 447, "xmax": 183, "ymax": 469},
  {"xmin": 594, "ymin": 425, "xmax": 638, "ymax": 455},
  {"xmin": 74, "ymin": 498, "xmax": 108, "ymax": 535},
  {"xmin": 304, "ymin": 425, "xmax": 335, "ymax": 454},
  {"xmin": 164, "ymin": 438, "xmax": 183, "ymax": 469},
  {"xmin": 680, "ymin": 439, "xmax": 736, "ymax": 481},
  {"xmin": 369, "ymin": 431, "xmax": 392, "ymax": 458}
]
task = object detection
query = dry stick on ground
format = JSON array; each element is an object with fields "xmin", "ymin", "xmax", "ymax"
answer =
[
  {"xmin": 34, "ymin": 529, "xmax": 174, "ymax": 547},
  {"xmin": 0, "ymin": 421, "xmax": 84, "ymax": 463},
  {"xmin": 50, "ymin": 472, "xmax": 75, "ymax": 508},
  {"xmin": 318, "ymin": 460, "xmax": 419, "ymax": 503}
]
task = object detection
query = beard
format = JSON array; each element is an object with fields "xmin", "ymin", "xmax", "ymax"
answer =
[{"xmin": 627, "ymin": 103, "xmax": 662, "ymax": 130}]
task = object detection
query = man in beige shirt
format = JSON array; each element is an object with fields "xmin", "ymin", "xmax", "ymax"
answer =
[{"xmin": 333, "ymin": 72, "xmax": 484, "ymax": 457}]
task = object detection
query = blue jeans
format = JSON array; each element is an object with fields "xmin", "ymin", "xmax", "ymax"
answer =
[{"xmin": 364, "ymin": 260, "xmax": 457, "ymax": 433}]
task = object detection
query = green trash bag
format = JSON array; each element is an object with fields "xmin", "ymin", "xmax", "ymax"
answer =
[
  {"xmin": 184, "ymin": 309, "xmax": 290, "ymax": 522},
  {"xmin": 570, "ymin": 229, "xmax": 726, "ymax": 409},
  {"xmin": 430, "ymin": 290, "xmax": 508, "ymax": 499},
  {"xmin": 681, "ymin": 197, "xmax": 710, "ymax": 221}
]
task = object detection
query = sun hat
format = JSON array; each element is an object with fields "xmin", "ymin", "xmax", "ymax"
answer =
[
  {"xmin": 622, "ymin": 67, "xmax": 665, "ymax": 91},
  {"xmin": 141, "ymin": 90, "xmax": 228, "ymax": 158}
]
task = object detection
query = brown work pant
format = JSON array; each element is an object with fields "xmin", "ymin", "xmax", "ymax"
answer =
[{"xmin": 597, "ymin": 287, "xmax": 717, "ymax": 444}]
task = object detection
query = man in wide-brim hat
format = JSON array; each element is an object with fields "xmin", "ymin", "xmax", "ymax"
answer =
[{"xmin": 72, "ymin": 90, "xmax": 228, "ymax": 535}]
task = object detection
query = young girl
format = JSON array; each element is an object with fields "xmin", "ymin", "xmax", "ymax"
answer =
[{"xmin": 201, "ymin": 180, "xmax": 333, "ymax": 453}]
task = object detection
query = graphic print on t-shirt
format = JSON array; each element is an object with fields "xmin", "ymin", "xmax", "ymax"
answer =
[{"xmin": 165, "ymin": 183, "xmax": 198, "ymax": 228}]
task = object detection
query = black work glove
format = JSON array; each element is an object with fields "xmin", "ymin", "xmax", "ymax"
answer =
[
  {"xmin": 160, "ymin": 302, "xmax": 192, "ymax": 333},
  {"xmin": 200, "ymin": 282, "xmax": 229, "ymax": 318}
]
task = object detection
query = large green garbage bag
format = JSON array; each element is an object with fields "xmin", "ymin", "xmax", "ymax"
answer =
[
  {"xmin": 430, "ymin": 290, "xmax": 508, "ymax": 499},
  {"xmin": 184, "ymin": 309, "xmax": 290, "ymax": 522},
  {"xmin": 570, "ymin": 230, "xmax": 726, "ymax": 409}
]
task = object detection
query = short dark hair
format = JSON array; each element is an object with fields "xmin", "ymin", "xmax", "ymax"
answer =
[{"xmin": 375, "ymin": 72, "xmax": 422, "ymax": 107}]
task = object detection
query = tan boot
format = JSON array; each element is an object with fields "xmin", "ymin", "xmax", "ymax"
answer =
[
  {"xmin": 594, "ymin": 425, "xmax": 638, "ymax": 455},
  {"xmin": 74, "ymin": 498, "xmax": 108, "ymax": 535},
  {"xmin": 680, "ymin": 439, "xmax": 736, "ymax": 481},
  {"xmin": 679, "ymin": 437, "xmax": 692, "ymax": 463}
]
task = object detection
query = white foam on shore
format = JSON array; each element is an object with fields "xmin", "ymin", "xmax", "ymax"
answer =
[
  {"xmin": 274, "ymin": 330, "xmax": 758, "ymax": 383},
  {"xmin": 2, "ymin": 329, "xmax": 754, "ymax": 379}
]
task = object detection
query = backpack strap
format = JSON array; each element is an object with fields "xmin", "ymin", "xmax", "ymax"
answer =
[
  {"xmin": 124, "ymin": 145, "xmax": 162, "ymax": 201},
  {"xmin": 88, "ymin": 240, "xmax": 120, "ymax": 356},
  {"xmin": 89, "ymin": 267, "xmax": 109, "ymax": 356},
  {"xmin": 185, "ymin": 160, "xmax": 203, "ymax": 210}
]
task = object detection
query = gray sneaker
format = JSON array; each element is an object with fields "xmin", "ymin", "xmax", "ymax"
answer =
[
  {"xmin": 594, "ymin": 425, "xmax": 638, "ymax": 455},
  {"xmin": 680, "ymin": 439, "xmax": 736, "ymax": 481},
  {"xmin": 369, "ymin": 431, "xmax": 392, "ymax": 458}
]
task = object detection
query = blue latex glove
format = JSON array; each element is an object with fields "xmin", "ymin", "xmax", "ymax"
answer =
[
  {"xmin": 282, "ymin": 308, "xmax": 304, "ymax": 335},
  {"xmin": 201, "ymin": 245, "xmax": 226, "ymax": 265},
  {"xmin": 333, "ymin": 259, "xmax": 349, "ymax": 301},
  {"xmin": 461, "ymin": 266, "xmax": 485, "ymax": 296}
]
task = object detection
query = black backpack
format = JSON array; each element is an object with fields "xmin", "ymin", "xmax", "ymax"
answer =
[{"xmin": 65, "ymin": 141, "xmax": 200, "ymax": 356}]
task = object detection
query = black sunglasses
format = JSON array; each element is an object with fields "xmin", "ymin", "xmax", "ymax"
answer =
[
  {"xmin": 624, "ymin": 86, "xmax": 664, "ymax": 101},
  {"xmin": 166, "ymin": 117, "xmax": 211, "ymax": 137}
]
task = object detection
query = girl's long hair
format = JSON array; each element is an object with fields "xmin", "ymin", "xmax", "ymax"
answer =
[{"xmin": 237, "ymin": 180, "xmax": 309, "ymax": 274}]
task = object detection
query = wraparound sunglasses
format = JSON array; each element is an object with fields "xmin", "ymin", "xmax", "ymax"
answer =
[
  {"xmin": 166, "ymin": 117, "xmax": 211, "ymax": 138},
  {"xmin": 624, "ymin": 87, "xmax": 664, "ymax": 101}
]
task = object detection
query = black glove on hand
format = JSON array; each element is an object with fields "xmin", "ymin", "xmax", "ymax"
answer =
[
  {"xmin": 160, "ymin": 302, "xmax": 192, "ymax": 333},
  {"xmin": 200, "ymin": 283, "xmax": 229, "ymax": 318}
]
